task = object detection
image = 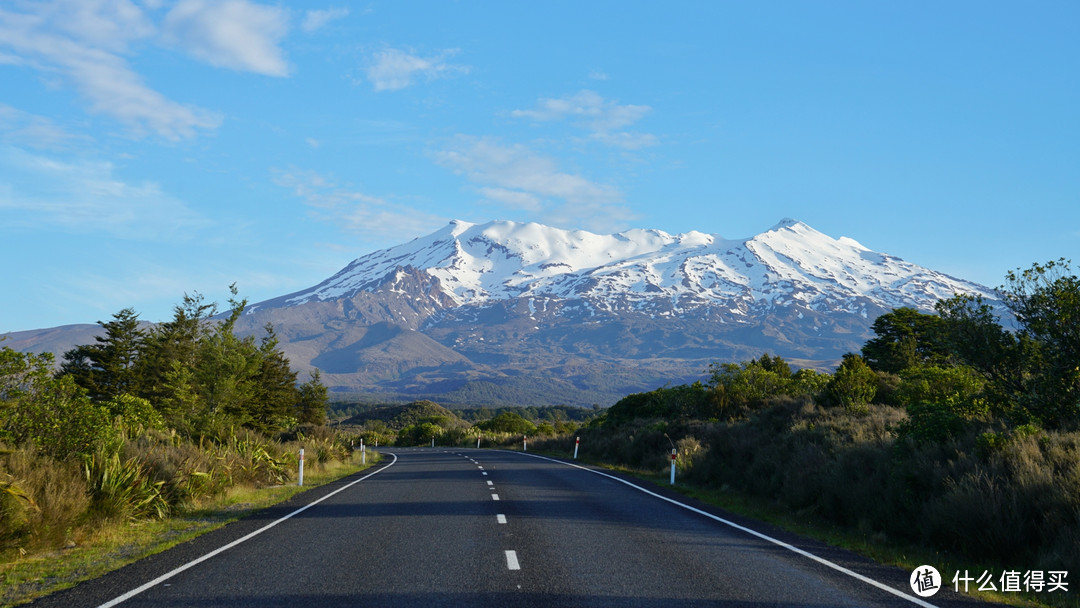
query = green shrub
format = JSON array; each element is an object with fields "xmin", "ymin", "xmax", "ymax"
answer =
[
  {"xmin": 823, "ymin": 354, "xmax": 877, "ymax": 414},
  {"xmin": 477, "ymin": 411, "xmax": 536, "ymax": 435}
]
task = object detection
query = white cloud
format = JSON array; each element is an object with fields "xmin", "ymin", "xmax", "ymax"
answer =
[
  {"xmin": 0, "ymin": 145, "xmax": 210, "ymax": 238},
  {"xmin": 477, "ymin": 187, "xmax": 541, "ymax": 211},
  {"xmin": 302, "ymin": 7, "xmax": 349, "ymax": 33},
  {"xmin": 274, "ymin": 167, "xmax": 445, "ymax": 242},
  {"xmin": 433, "ymin": 135, "xmax": 637, "ymax": 232},
  {"xmin": 511, "ymin": 90, "xmax": 657, "ymax": 150},
  {"xmin": 162, "ymin": 0, "xmax": 290, "ymax": 77},
  {"xmin": 0, "ymin": 1, "xmax": 222, "ymax": 139},
  {"xmin": 365, "ymin": 47, "xmax": 469, "ymax": 92},
  {"xmin": 0, "ymin": 104, "xmax": 88, "ymax": 149},
  {"xmin": 435, "ymin": 135, "xmax": 622, "ymax": 205},
  {"xmin": 590, "ymin": 131, "xmax": 659, "ymax": 150}
]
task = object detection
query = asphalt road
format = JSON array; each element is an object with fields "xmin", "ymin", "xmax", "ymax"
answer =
[{"xmin": 28, "ymin": 448, "xmax": 1005, "ymax": 608}]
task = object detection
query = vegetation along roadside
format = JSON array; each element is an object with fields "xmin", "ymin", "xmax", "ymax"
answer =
[{"xmin": 0, "ymin": 286, "xmax": 372, "ymax": 606}]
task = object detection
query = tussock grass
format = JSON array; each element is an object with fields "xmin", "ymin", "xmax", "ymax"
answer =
[{"xmin": 0, "ymin": 428, "xmax": 375, "ymax": 607}]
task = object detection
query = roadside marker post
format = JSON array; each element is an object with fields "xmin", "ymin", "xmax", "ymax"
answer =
[
  {"xmin": 360, "ymin": 438, "xmax": 366, "ymax": 465},
  {"xmin": 477, "ymin": 435, "xmax": 482, "ymax": 449},
  {"xmin": 670, "ymin": 448, "xmax": 677, "ymax": 485},
  {"xmin": 523, "ymin": 435, "xmax": 528, "ymax": 452},
  {"xmin": 573, "ymin": 436, "xmax": 580, "ymax": 459},
  {"xmin": 298, "ymin": 448, "xmax": 305, "ymax": 487}
]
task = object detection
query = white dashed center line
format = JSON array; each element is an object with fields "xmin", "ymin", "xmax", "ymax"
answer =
[
  {"xmin": 491, "ymin": 494, "xmax": 500, "ymax": 501},
  {"xmin": 497, "ymin": 514, "xmax": 507, "ymax": 524},
  {"xmin": 505, "ymin": 550, "xmax": 520, "ymax": 570}
]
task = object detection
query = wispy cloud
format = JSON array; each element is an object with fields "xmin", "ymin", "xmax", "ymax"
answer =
[
  {"xmin": 365, "ymin": 47, "xmax": 469, "ymax": 92},
  {"xmin": 433, "ymin": 135, "xmax": 636, "ymax": 232},
  {"xmin": 0, "ymin": 1, "xmax": 223, "ymax": 139},
  {"xmin": 0, "ymin": 104, "xmax": 88, "ymax": 150},
  {"xmin": 302, "ymin": 7, "xmax": 349, "ymax": 33},
  {"xmin": 0, "ymin": 145, "xmax": 210, "ymax": 238},
  {"xmin": 274, "ymin": 167, "xmax": 446, "ymax": 242},
  {"xmin": 162, "ymin": 0, "xmax": 291, "ymax": 77},
  {"xmin": 435, "ymin": 135, "xmax": 621, "ymax": 204},
  {"xmin": 512, "ymin": 90, "xmax": 657, "ymax": 150}
]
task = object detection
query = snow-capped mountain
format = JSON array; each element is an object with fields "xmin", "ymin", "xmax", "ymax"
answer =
[
  {"xmin": 226, "ymin": 219, "xmax": 996, "ymax": 405},
  {"xmin": 7, "ymin": 219, "xmax": 997, "ymax": 407},
  {"xmin": 263, "ymin": 218, "xmax": 992, "ymax": 322}
]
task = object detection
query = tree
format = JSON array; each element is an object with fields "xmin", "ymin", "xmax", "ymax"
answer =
[
  {"xmin": 933, "ymin": 260, "xmax": 1080, "ymax": 428},
  {"xmin": 398, "ymin": 422, "xmax": 443, "ymax": 445},
  {"xmin": 824, "ymin": 354, "xmax": 877, "ymax": 413},
  {"xmin": 60, "ymin": 308, "xmax": 147, "ymax": 401},
  {"xmin": 297, "ymin": 370, "xmax": 328, "ymax": 426},
  {"xmin": 251, "ymin": 324, "xmax": 301, "ymax": 430},
  {"xmin": 861, "ymin": 307, "xmax": 948, "ymax": 374},
  {"xmin": 1, "ymin": 348, "xmax": 113, "ymax": 458},
  {"xmin": 1001, "ymin": 258, "xmax": 1080, "ymax": 427},
  {"xmin": 934, "ymin": 294, "xmax": 1026, "ymax": 410},
  {"xmin": 708, "ymin": 354, "xmax": 793, "ymax": 408},
  {"xmin": 477, "ymin": 411, "xmax": 536, "ymax": 435},
  {"xmin": 139, "ymin": 292, "xmax": 216, "ymax": 409}
]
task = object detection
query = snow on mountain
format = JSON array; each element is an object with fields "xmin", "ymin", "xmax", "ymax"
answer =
[
  {"xmin": 276, "ymin": 218, "xmax": 995, "ymax": 320},
  {"xmin": 9, "ymin": 218, "xmax": 1001, "ymax": 406}
]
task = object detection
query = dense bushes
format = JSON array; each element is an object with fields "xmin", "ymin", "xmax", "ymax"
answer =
[
  {"xmin": 568, "ymin": 395, "xmax": 1080, "ymax": 587},
  {"xmin": 0, "ymin": 287, "xmax": 352, "ymax": 562}
]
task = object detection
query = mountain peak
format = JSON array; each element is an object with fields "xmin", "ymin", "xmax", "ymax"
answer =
[
  {"xmin": 274, "ymin": 218, "xmax": 994, "ymax": 320},
  {"xmin": 770, "ymin": 217, "xmax": 805, "ymax": 231}
]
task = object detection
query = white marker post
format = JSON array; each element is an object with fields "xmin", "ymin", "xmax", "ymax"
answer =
[
  {"xmin": 523, "ymin": 435, "xmax": 528, "ymax": 452},
  {"xmin": 669, "ymin": 448, "xmax": 677, "ymax": 485},
  {"xmin": 477, "ymin": 434, "xmax": 482, "ymax": 449},
  {"xmin": 573, "ymin": 436, "xmax": 580, "ymax": 459},
  {"xmin": 360, "ymin": 438, "xmax": 366, "ymax": 465},
  {"xmin": 298, "ymin": 448, "xmax": 305, "ymax": 487},
  {"xmin": 431, "ymin": 437, "xmax": 435, "ymax": 448}
]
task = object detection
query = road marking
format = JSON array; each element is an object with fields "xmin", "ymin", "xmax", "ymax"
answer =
[
  {"xmin": 497, "ymin": 514, "xmax": 507, "ymax": 524},
  {"xmin": 487, "ymin": 480, "xmax": 494, "ymax": 486},
  {"xmin": 96, "ymin": 453, "xmax": 399, "ymax": 608},
  {"xmin": 482, "ymin": 472, "xmax": 488, "ymax": 476},
  {"xmin": 514, "ymin": 451, "xmax": 940, "ymax": 608},
  {"xmin": 491, "ymin": 493, "xmax": 500, "ymax": 501},
  {"xmin": 505, "ymin": 550, "xmax": 520, "ymax": 570}
]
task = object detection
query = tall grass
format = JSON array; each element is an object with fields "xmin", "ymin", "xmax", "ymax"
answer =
[
  {"xmin": 0, "ymin": 447, "xmax": 89, "ymax": 550},
  {"xmin": 0, "ymin": 424, "xmax": 361, "ymax": 562}
]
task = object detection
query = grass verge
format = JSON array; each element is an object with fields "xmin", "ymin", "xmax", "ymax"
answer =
[
  {"xmin": 0, "ymin": 453, "xmax": 380, "ymax": 608},
  {"xmin": 531, "ymin": 449, "xmax": 1062, "ymax": 608}
]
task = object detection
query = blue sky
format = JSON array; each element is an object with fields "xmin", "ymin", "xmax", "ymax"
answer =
[{"xmin": 1, "ymin": 1, "xmax": 1077, "ymax": 332}]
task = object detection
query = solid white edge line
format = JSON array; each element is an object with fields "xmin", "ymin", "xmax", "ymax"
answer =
[
  {"xmin": 97, "ymin": 453, "xmax": 399, "ymax": 608},
  {"xmin": 505, "ymin": 550, "xmax": 521, "ymax": 570},
  {"xmin": 513, "ymin": 451, "xmax": 939, "ymax": 608}
]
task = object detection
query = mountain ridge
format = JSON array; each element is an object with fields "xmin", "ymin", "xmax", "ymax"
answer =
[{"xmin": 5, "ymin": 219, "xmax": 998, "ymax": 407}]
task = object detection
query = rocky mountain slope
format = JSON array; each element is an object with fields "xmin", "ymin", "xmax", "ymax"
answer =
[
  {"xmin": 5, "ymin": 219, "xmax": 997, "ymax": 406},
  {"xmin": 230, "ymin": 219, "xmax": 996, "ymax": 405}
]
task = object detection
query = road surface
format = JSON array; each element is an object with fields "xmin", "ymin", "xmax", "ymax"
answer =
[{"xmin": 29, "ymin": 448, "xmax": 1002, "ymax": 607}]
